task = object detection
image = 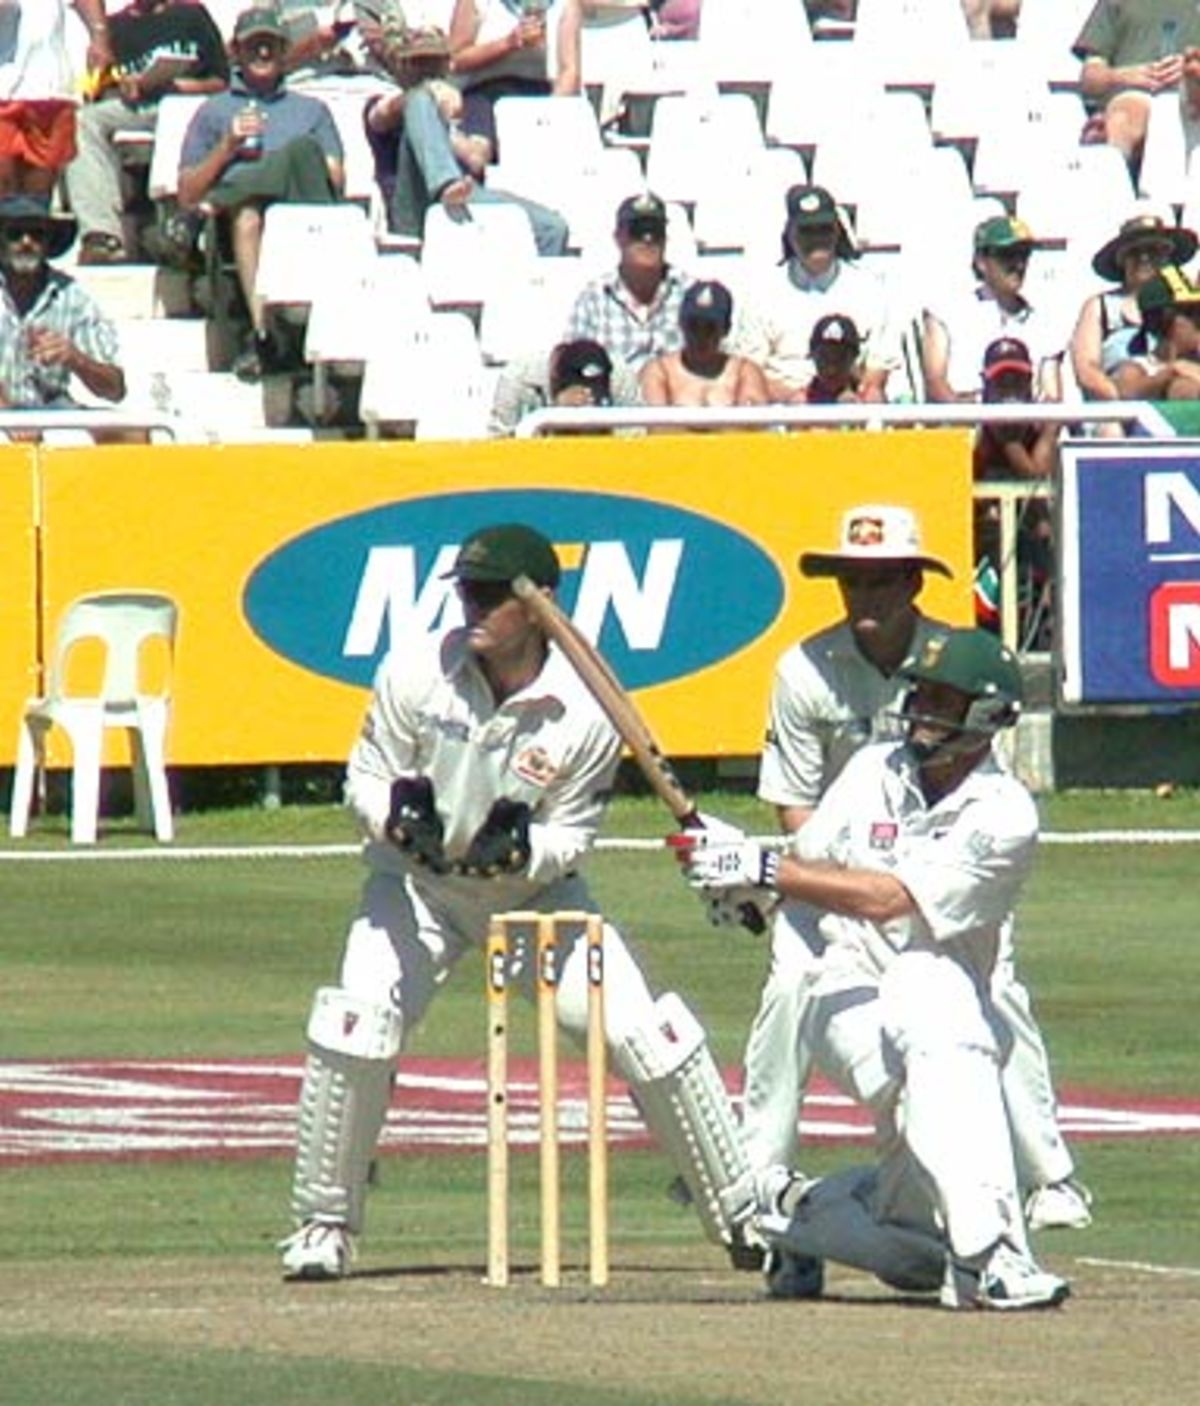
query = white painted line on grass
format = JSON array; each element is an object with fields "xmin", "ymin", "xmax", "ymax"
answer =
[
  {"xmin": 1078, "ymin": 1257, "xmax": 1200, "ymax": 1278},
  {"xmin": 2, "ymin": 830, "xmax": 1200, "ymax": 861}
]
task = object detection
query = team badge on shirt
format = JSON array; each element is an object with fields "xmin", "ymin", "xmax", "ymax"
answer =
[
  {"xmin": 869, "ymin": 820, "xmax": 898, "ymax": 850},
  {"xmin": 512, "ymin": 745, "xmax": 558, "ymax": 787}
]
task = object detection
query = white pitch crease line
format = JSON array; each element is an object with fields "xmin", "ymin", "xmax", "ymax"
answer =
[{"xmin": 1078, "ymin": 1256, "xmax": 1200, "ymax": 1279}]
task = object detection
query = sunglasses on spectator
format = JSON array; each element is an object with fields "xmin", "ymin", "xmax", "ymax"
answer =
[
  {"xmin": 2, "ymin": 225, "xmax": 49, "ymax": 243},
  {"xmin": 1124, "ymin": 242, "xmax": 1173, "ymax": 264},
  {"xmin": 457, "ymin": 580, "xmax": 514, "ymax": 611}
]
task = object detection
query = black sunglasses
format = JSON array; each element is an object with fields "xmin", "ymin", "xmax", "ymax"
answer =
[
  {"xmin": 457, "ymin": 579, "xmax": 513, "ymax": 611},
  {"xmin": 2, "ymin": 224, "xmax": 50, "ymax": 243}
]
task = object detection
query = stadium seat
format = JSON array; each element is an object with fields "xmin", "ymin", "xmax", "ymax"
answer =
[
  {"xmin": 146, "ymin": 94, "xmax": 208, "ymax": 202},
  {"xmin": 1138, "ymin": 92, "xmax": 1190, "ymax": 207},
  {"xmin": 10, "ymin": 591, "xmax": 180, "ymax": 845},
  {"xmin": 643, "ymin": 91, "xmax": 763, "ymax": 205},
  {"xmin": 418, "ymin": 201, "xmax": 539, "ymax": 308},
  {"xmin": 478, "ymin": 256, "xmax": 583, "ymax": 365},
  {"xmin": 254, "ymin": 201, "xmax": 376, "ymax": 310},
  {"xmin": 358, "ymin": 310, "xmax": 487, "ymax": 437},
  {"xmin": 696, "ymin": 0, "xmax": 813, "ymax": 86},
  {"xmin": 691, "ymin": 145, "xmax": 806, "ymax": 254}
]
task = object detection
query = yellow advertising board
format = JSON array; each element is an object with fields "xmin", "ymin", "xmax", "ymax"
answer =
[
  {"xmin": 33, "ymin": 430, "xmax": 974, "ymax": 766},
  {"xmin": 0, "ymin": 448, "xmax": 38, "ymax": 761}
]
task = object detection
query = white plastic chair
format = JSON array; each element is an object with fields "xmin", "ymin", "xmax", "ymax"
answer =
[
  {"xmin": 10, "ymin": 591, "xmax": 179, "ymax": 845},
  {"xmin": 254, "ymin": 202, "xmax": 377, "ymax": 310},
  {"xmin": 419, "ymin": 202, "xmax": 539, "ymax": 307},
  {"xmin": 644, "ymin": 92, "xmax": 764, "ymax": 205},
  {"xmin": 146, "ymin": 93, "xmax": 208, "ymax": 201},
  {"xmin": 359, "ymin": 310, "xmax": 486, "ymax": 435}
]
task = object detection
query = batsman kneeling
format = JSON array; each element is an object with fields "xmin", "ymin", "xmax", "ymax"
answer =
[
  {"xmin": 676, "ymin": 627, "xmax": 1071, "ymax": 1311},
  {"xmin": 280, "ymin": 523, "xmax": 756, "ymax": 1281}
]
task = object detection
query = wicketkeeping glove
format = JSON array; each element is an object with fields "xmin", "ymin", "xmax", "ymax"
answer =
[
  {"xmin": 386, "ymin": 776, "xmax": 448, "ymax": 872},
  {"xmin": 455, "ymin": 798, "xmax": 532, "ymax": 877}
]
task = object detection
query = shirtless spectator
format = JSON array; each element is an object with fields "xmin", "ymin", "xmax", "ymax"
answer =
[{"xmin": 639, "ymin": 280, "xmax": 768, "ymax": 408}]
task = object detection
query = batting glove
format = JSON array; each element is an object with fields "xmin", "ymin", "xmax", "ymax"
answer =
[
  {"xmin": 455, "ymin": 798, "xmax": 532, "ymax": 877},
  {"xmin": 386, "ymin": 776, "xmax": 448, "ymax": 872},
  {"xmin": 682, "ymin": 838, "xmax": 780, "ymax": 893}
]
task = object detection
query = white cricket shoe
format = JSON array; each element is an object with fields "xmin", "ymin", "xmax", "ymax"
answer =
[
  {"xmin": 941, "ymin": 1239, "xmax": 1071, "ymax": 1311},
  {"xmin": 1026, "ymin": 1178, "xmax": 1094, "ymax": 1231},
  {"xmin": 279, "ymin": 1221, "xmax": 355, "ymax": 1281}
]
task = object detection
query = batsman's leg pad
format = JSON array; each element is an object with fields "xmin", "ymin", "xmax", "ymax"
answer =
[
  {"xmin": 291, "ymin": 986, "xmax": 403, "ymax": 1233},
  {"xmin": 613, "ymin": 992, "xmax": 754, "ymax": 1248}
]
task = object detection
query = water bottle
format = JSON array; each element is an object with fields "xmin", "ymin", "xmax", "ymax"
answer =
[
  {"xmin": 239, "ymin": 100, "xmax": 264, "ymax": 161},
  {"xmin": 1160, "ymin": 18, "xmax": 1180, "ymax": 60},
  {"xmin": 149, "ymin": 371, "xmax": 175, "ymax": 420}
]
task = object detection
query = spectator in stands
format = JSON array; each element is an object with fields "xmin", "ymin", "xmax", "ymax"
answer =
[
  {"xmin": 489, "ymin": 335, "xmax": 640, "ymax": 436},
  {"xmin": 178, "ymin": 6, "xmax": 345, "ymax": 382},
  {"xmin": 921, "ymin": 215, "xmax": 1063, "ymax": 404},
  {"xmin": 1111, "ymin": 263, "xmax": 1200, "ymax": 398},
  {"xmin": 66, "ymin": 1, "xmax": 229, "ymax": 266},
  {"xmin": 804, "ymin": 312, "xmax": 865, "ymax": 403},
  {"xmin": 0, "ymin": 1, "xmax": 112, "ymax": 199},
  {"xmin": 363, "ymin": 23, "xmax": 568, "ymax": 254},
  {"xmin": 639, "ymin": 279, "xmax": 768, "ymax": 407},
  {"xmin": 1073, "ymin": 0, "xmax": 1200, "ymax": 170},
  {"xmin": 0, "ymin": 195, "xmax": 125, "ymax": 415},
  {"xmin": 961, "ymin": 0, "xmax": 1021, "ymax": 40},
  {"xmin": 565, "ymin": 191, "xmax": 692, "ymax": 373},
  {"xmin": 447, "ymin": 0, "xmax": 584, "ymax": 164},
  {"xmin": 1070, "ymin": 210, "xmax": 1197, "ymax": 406},
  {"xmin": 972, "ymin": 336, "xmax": 1057, "ymax": 648},
  {"xmin": 739, "ymin": 183, "xmax": 902, "ymax": 403},
  {"xmin": 648, "ymin": 0, "xmax": 703, "ymax": 41}
]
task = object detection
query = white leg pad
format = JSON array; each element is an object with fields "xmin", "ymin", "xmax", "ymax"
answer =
[
  {"xmin": 613, "ymin": 992, "xmax": 754, "ymax": 1248},
  {"xmin": 290, "ymin": 987, "xmax": 403, "ymax": 1233}
]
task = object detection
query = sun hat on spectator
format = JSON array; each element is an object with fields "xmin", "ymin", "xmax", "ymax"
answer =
[
  {"xmin": 782, "ymin": 184, "xmax": 856, "ymax": 259},
  {"xmin": 1092, "ymin": 212, "xmax": 1198, "ymax": 283},
  {"xmin": 0, "ymin": 195, "xmax": 77, "ymax": 260},
  {"xmin": 549, "ymin": 339, "xmax": 613, "ymax": 403},
  {"xmin": 982, "ymin": 336, "xmax": 1034, "ymax": 381},
  {"xmin": 616, "ymin": 192, "xmax": 667, "ymax": 240}
]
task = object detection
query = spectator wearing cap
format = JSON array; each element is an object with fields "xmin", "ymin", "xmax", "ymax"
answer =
[
  {"xmin": 65, "ymin": 0, "xmax": 230, "ymax": 266},
  {"xmin": 639, "ymin": 279, "xmax": 768, "ymax": 409},
  {"xmin": 362, "ymin": 24, "xmax": 567, "ymax": 254},
  {"xmin": 565, "ymin": 192, "xmax": 694, "ymax": 373},
  {"xmin": 1070, "ymin": 210, "xmax": 1197, "ymax": 406},
  {"xmin": 0, "ymin": 195, "xmax": 125, "ymax": 417},
  {"xmin": 488, "ymin": 335, "xmax": 641, "ymax": 436},
  {"xmin": 921, "ymin": 215, "xmax": 1063, "ymax": 404},
  {"xmin": 973, "ymin": 336, "xmax": 1057, "ymax": 648},
  {"xmin": 739, "ymin": 183, "xmax": 904, "ymax": 403},
  {"xmin": 178, "ymin": 6, "xmax": 345, "ymax": 382},
  {"xmin": 0, "ymin": 1, "xmax": 112, "ymax": 200},
  {"xmin": 447, "ymin": 0, "xmax": 584, "ymax": 165},
  {"xmin": 1111, "ymin": 263, "xmax": 1200, "ymax": 399},
  {"xmin": 804, "ymin": 313, "xmax": 863, "ymax": 403},
  {"xmin": 1073, "ymin": 0, "xmax": 1200, "ymax": 169}
]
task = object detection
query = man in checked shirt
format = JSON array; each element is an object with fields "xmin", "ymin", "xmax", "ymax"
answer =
[{"xmin": 563, "ymin": 191, "xmax": 695, "ymax": 375}]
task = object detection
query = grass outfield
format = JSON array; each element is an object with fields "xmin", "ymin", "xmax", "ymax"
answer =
[{"xmin": 0, "ymin": 791, "xmax": 1197, "ymax": 1405}]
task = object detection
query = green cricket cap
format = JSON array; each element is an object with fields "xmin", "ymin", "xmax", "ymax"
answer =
[{"xmin": 443, "ymin": 523, "xmax": 561, "ymax": 587}]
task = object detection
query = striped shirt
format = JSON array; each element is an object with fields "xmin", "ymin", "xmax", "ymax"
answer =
[{"xmin": 0, "ymin": 268, "xmax": 121, "ymax": 407}]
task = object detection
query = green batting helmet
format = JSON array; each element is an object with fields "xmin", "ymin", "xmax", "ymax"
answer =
[{"xmin": 899, "ymin": 627, "xmax": 1022, "ymax": 736}]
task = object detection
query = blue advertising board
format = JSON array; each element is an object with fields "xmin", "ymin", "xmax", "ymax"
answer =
[{"xmin": 1061, "ymin": 442, "xmax": 1200, "ymax": 703}]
